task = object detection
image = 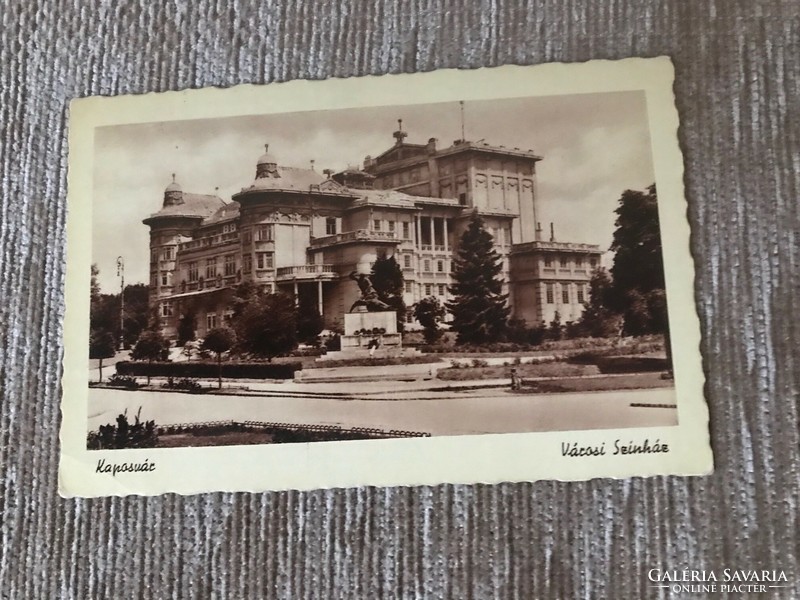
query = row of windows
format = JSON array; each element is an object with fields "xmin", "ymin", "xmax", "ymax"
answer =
[
  {"xmin": 401, "ymin": 255, "xmax": 448, "ymax": 272},
  {"xmin": 402, "ymin": 281, "xmax": 448, "ymax": 297},
  {"xmin": 543, "ymin": 255, "xmax": 598, "ymax": 269},
  {"xmin": 372, "ymin": 219, "xmax": 412, "ymax": 239},
  {"xmin": 545, "ymin": 283, "xmax": 587, "ymax": 305}
]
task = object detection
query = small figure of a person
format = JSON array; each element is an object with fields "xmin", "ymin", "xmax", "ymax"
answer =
[
  {"xmin": 510, "ymin": 368, "xmax": 521, "ymax": 391},
  {"xmin": 367, "ymin": 337, "xmax": 381, "ymax": 357}
]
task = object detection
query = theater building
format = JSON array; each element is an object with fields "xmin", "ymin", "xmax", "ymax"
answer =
[{"xmin": 143, "ymin": 126, "xmax": 602, "ymax": 341}]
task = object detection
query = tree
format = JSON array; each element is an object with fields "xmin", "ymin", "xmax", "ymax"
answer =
[
  {"xmin": 234, "ymin": 292, "xmax": 297, "ymax": 361},
  {"xmin": 547, "ymin": 311, "xmax": 564, "ymax": 341},
  {"xmin": 414, "ymin": 296, "xmax": 446, "ymax": 344},
  {"xmin": 579, "ymin": 268, "xmax": 623, "ymax": 338},
  {"xmin": 130, "ymin": 330, "xmax": 169, "ymax": 384},
  {"xmin": 608, "ymin": 184, "xmax": 667, "ymax": 336},
  {"xmin": 89, "ymin": 329, "xmax": 116, "ymax": 382},
  {"xmin": 446, "ymin": 211, "xmax": 510, "ymax": 344},
  {"xmin": 370, "ymin": 254, "xmax": 406, "ymax": 332},
  {"xmin": 177, "ymin": 310, "xmax": 197, "ymax": 346},
  {"xmin": 202, "ymin": 327, "xmax": 236, "ymax": 389},
  {"xmin": 296, "ymin": 292, "xmax": 324, "ymax": 345}
]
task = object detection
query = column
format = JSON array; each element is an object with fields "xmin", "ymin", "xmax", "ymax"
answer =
[
  {"xmin": 317, "ymin": 280, "xmax": 323, "ymax": 316},
  {"xmin": 429, "ymin": 216, "xmax": 435, "ymax": 250},
  {"xmin": 443, "ymin": 217, "xmax": 449, "ymax": 252},
  {"xmin": 415, "ymin": 215, "xmax": 421, "ymax": 249}
]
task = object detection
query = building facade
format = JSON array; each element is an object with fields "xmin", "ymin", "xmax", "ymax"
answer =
[{"xmin": 144, "ymin": 128, "xmax": 602, "ymax": 341}]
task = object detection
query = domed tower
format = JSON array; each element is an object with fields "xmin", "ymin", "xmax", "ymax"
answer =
[
  {"xmin": 255, "ymin": 144, "xmax": 280, "ymax": 179},
  {"xmin": 163, "ymin": 173, "xmax": 184, "ymax": 206}
]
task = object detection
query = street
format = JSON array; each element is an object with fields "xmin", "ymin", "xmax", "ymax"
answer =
[{"xmin": 88, "ymin": 385, "xmax": 678, "ymax": 437}]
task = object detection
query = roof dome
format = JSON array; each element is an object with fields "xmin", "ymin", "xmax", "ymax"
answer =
[
  {"xmin": 163, "ymin": 174, "xmax": 184, "ymax": 206},
  {"xmin": 257, "ymin": 144, "xmax": 277, "ymax": 165},
  {"xmin": 165, "ymin": 173, "xmax": 182, "ymax": 192}
]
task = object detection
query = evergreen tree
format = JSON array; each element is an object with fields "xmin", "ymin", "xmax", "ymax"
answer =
[
  {"xmin": 370, "ymin": 254, "xmax": 406, "ymax": 332},
  {"xmin": 446, "ymin": 211, "xmax": 510, "ymax": 344}
]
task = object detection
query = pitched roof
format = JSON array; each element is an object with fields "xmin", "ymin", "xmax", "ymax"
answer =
[
  {"xmin": 239, "ymin": 166, "xmax": 326, "ymax": 194},
  {"xmin": 144, "ymin": 193, "xmax": 226, "ymax": 222},
  {"xmin": 201, "ymin": 201, "xmax": 240, "ymax": 226}
]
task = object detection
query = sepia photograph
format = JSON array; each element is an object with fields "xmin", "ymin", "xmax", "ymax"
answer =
[
  {"xmin": 86, "ymin": 90, "xmax": 677, "ymax": 450},
  {"xmin": 61, "ymin": 60, "xmax": 711, "ymax": 495}
]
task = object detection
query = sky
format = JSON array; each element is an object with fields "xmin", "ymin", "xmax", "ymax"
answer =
[{"xmin": 92, "ymin": 90, "xmax": 655, "ymax": 293}]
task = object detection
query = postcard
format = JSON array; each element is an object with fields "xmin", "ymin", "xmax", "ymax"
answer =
[{"xmin": 60, "ymin": 57, "xmax": 712, "ymax": 497}]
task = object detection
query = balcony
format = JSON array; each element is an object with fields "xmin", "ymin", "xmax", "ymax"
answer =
[
  {"xmin": 276, "ymin": 264, "xmax": 339, "ymax": 282},
  {"xmin": 309, "ymin": 229, "xmax": 401, "ymax": 249},
  {"xmin": 179, "ymin": 232, "xmax": 240, "ymax": 252}
]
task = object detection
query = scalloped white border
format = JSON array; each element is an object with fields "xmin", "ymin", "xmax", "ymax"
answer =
[{"xmin": 59, "ymin": 58, "xmax": 712, "ymax": 497}]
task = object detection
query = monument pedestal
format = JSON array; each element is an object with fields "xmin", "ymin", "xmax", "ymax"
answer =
[
  {"xmin": 341, "ymin": 310, "xmax": 401, "ymax": 350},
  {"xmin": 317, "ymin": 310, "xmax": 419, "ymax": 361}
]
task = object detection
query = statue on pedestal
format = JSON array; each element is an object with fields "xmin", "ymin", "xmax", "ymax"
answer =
[{"xmin": 349, "ymin": 271, "xmax": 391, "ymax": 312}]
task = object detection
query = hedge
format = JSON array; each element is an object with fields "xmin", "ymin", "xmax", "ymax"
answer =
[
  {"xmin": 116, "ymin": 360, "xmax": 301, "ymax": 380},
  {"xmin": 595, "ymin": 356, "xmax": 670, "ymax": 374}
]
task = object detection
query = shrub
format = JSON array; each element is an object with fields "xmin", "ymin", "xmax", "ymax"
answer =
[
  {"xmin": 116, "ymin": 360, "xmax": 301, "ymax": 380},
  {"xmin": 106, "ymin": 374, "xmax": 140, "ymax": 389},
  {"xmin": 87, "ymin": 408, "xmax": 158, "ymax": 450},
  {"xmin": 162, "ymin": 377, "xmax": 203, "ymax": 392}
]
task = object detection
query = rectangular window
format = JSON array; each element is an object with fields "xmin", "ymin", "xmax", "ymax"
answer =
[
  {"xmin": 224, "ymin": 254, "xmax": 236, "ymax": 276},
  {"xmin": 161, "ymin": 272, "xmax": 168, "ymax": 286},
  {"xmin": 188, "ymin": 262, "xmax": 198, "ymax": 282},
  {"xmin": 206, "ymin": 313, "xmax": 217, "ymax": 331},
  {"xmin": 438, "ymin": 284, "xmax": 446, "ymax": 296},
  {"xmin": 150, "ymin": 273, "xmax": 157, "ymax": 287},
  {"xmin": 402, "ymin": 222, "xmax": 410, "ymax": 239},
  {"xmin": 373, "ymin": 219, "xmax": 381, "ymax": 231},
  {"xmin": 437, "ymin": 260, "xmax": 444, "ymax": 273},
  {"xmin": 562, "ymin": 287, "xmax": 570, "ymax": 304},
  {"xmin": 560, "ymin": 256, "xmax": 568, "ymax": 268},
  {"xmin": 575, "ymin": 256, "xmax": 583, "ymax": 268},
  {"xmin": 243, "ymin": 254, "xmax": 252, "ymax": 273},
  {"xmin": 325, "ymin": 218, "xmax": 337, "ymax": 235},
  {"xmin": 590, "ymin": 257, "xmax": 598, "ymax": 268},
  {"xmin": 577, "ymin": 285, "xmax": 585, "ymax": 304},
  {"xmin": 256, "ymin": 252, "xmax": 273, "ymax": 270},
  {"xmin": 424, "ymin": 259, "xmax": 431, "ymax": 272},
  {"xmin": 544, "ymin": 256, "xmax": 552, "ymax": 267},
  {"xmin": 546, "ymin": 284, "xmax": 554, "ymax": 304},
  {"xmin": 161, "ymin": 302, "xmax": 173, "ymax": 318},
  {"xmin": 256, "ymin": 224, "xmax": 273, "ymax": 242},
  {"xmin": 162, "ymin": 247, "xmax": 173, "ymax": 261},
  {"xmin": 424, "ymin": 283, "xmax": 432, "ymax": 296},
  {"xmin": 404, "ymin": 281, "xmax": 412, "ymax": 293},
  {"xmin": 151, "ymin": 250, "xmax": 159, "ymax": 263},
  {"xmin": 205, "ymin": 257, "xmax": 217, "ymax": 279},
  {"xmin": 459, "ymin": 192, "xmax": 468, "ymax": 206},
  {"xmin": 242, "ymin": 230, "xmax": 252, "ymax": 245},
  {"xmin": 404, "ymin": 254, "xmax": 411, "ymax": 268}
]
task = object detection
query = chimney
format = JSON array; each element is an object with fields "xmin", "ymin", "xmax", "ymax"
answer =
[
  {"xmin": 427, "ymin": 137, "xmax": 437, "ymax": 154},
  {"xmin": 550, "ymin": 222, "xmax": 555, "ymax": 242}
]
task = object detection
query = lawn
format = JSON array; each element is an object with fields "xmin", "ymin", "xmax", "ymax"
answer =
[
  {"xmin": 517, "ymin": 372, "xmax": 674, "ymax": 394},
  {"xmin": 437, "ymin": 361, "xmax": 600, "ymax": 381}
]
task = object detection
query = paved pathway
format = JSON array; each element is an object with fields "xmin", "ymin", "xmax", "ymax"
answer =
[{"xmin": 88, "ymin": 386, "xmax": 677, "ymax": 437}]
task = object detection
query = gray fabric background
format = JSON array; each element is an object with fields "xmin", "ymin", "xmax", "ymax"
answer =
[{"xmin": 1, "ymin": 1, "xmax": 798, "ymax": 598}]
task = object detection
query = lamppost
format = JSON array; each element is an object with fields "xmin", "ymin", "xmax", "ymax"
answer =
[{"xmin": 116, "ymin": 256, "xmax": 125, "ymax": 351}]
